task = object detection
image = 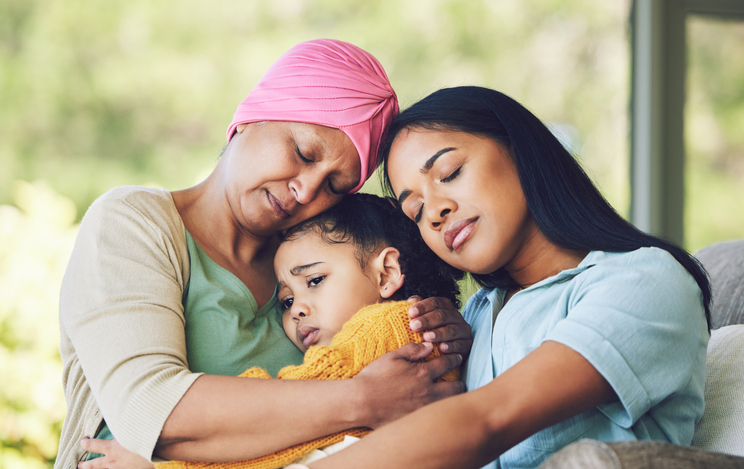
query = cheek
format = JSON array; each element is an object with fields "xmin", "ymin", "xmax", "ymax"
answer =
[
  {"xmin": 421, "ymin": 229, "xmax": 471, "ymax": 271},
  {"xmin": 328, "ymin": 277, "xmax": 378, "ymax": 327},
  {"xmin": 282, "ymin": 313, "xmax": 294, "ymax": 337},
  {"xmin": 420, "ymin": 229, "xmax": 447, "ymax": 259},
  {"xmin": 312, "ymin": 194, "xmax": 342, "ymax": 214},
  {"xmin": 303, "ymin": 188, "xmax": 343, "ymax": 211}
]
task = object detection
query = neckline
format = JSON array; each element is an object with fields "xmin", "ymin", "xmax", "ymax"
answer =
[{"xmin": 184, "ymin": 229, "xmax": 279, "ymax": 314}]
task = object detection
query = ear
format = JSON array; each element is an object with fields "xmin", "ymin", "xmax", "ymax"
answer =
[{"xmin": 369, "ymin": 247, "xmax": 405, "ymax": 299}]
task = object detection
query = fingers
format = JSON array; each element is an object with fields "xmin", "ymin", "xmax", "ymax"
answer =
[
  {"xmin": 420, "ymin": 323, "xmax": 472, "ymax": 343},
  {"xmin": 432, "ymin": 379, "xmax": 467, "ymax": 398},
  {"xmin": 78, "ymin": 438, "xmax": 109, "ymax": 469},
  {"xmin": 437, "ymin": 338, "xmax": 474, "ymax": 355},
  {"xmin": 407, "ymin": 296, "xmax": 449, "ymax": 320},
  {"xmin": 393, "ymin": 342, "xmax": 434, "ymax": 361},
  {"xmin": 80, "ymin": 437, "xmax": 111, "ymax": 455},
  {"xmin": 422, "ymin": 353, "xmax": 463, "ymax": 381},
  {"xmin": 407, "ymin": 297, "xmax": 472, "ymax": 355}
]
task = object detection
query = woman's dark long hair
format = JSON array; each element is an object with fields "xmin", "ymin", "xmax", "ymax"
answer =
[{"xmin": 379, "ymin": 86, "xmax": 711, "ymax": 329}]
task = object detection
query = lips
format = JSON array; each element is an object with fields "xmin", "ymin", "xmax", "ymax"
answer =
[
  {"xmin": 443, "ymin": 217, "xmax": 478, "ymax": 251},
  {"xmin": 266, "ymin": 191, "xmax": 291, "ymax": 219},
  {"xmin": 297, "ymin": 325, "xmax": 320, "ymax": 349}
]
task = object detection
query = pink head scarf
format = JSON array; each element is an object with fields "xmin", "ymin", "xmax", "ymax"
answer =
[{"xmin": 227, "ymin": 39, "xmax": 399, "ymax": 193}]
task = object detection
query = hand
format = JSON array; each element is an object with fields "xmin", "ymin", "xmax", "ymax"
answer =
[
  {"xmin": 353, "ymin": 342, "xmax": 465, "ymax": 428},
  {"xmin": 78, "ymin": 437, "xmax": 154, "ymax": 469},
  {"xmin": 407, "ymin": 296, "xmax": 473, "ymax": 356}
]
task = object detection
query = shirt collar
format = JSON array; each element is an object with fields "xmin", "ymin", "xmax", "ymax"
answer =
[{"xmin": 481, "ymin": 250, "xmax": 604, "ymax": 305}]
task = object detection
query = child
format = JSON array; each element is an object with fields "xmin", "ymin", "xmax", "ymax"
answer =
[{"xmin": 95, "ymin": 193, "xmax": 463, "ymax": 469}]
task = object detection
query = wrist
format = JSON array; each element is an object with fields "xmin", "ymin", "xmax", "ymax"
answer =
[{"xmin": 345, "ymin": 376, "xmax": 372, "ymax": 428}]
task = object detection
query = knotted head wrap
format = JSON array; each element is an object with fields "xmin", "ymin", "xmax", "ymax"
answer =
[{"xmin": 227, "ymin": 39, "xmax": 399, "ymax": 193}]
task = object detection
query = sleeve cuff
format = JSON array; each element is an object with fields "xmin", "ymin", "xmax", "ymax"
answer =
[{"xmin": 116, "ymin": 369, "xmax": 203, "ymax": 460}]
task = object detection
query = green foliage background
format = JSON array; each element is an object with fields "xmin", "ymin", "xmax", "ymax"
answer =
[
  {"xmin": 0, "ymin": 1, "xmax": 742, "ymax": 467},
  {"xmin": 1, "ymin": 0, "xmax": 633, "ymax": 216}
]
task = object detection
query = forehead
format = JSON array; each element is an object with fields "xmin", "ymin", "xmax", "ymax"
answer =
[
  {"xmin": 387, "ymin": 128, "xmax": 505, "ymax": 193},
  {"xmin": 387, "ymin": 128, "xmax": 454, "ymax": 193},
  {"xmin": 274, "ymin": 230, "xmax": 358, "ymax": 272}
]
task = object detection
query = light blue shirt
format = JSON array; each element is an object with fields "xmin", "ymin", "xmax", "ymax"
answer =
[{"xmin": 463, "ymin": 248, "xmax": 709, "ymax": 469}]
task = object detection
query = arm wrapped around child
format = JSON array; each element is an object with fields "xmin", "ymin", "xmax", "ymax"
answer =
[{"xmin": 157, "ymin": 300, "xmax": 459, "ymax": 469}]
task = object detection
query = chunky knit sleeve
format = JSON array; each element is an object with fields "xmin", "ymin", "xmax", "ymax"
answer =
[{"xmin": 277, "ymin": 301, "xmax": 419, "ymax": 380}]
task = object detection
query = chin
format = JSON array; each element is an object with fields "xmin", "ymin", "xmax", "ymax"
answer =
[{"xmin": 456, "ymin": 258, "xmax": 501, "ymax": 276}]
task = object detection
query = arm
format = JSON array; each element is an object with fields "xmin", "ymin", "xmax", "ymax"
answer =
[
  {"xmin": 154, "ymin": 302, "xmax": 467, "ymax": 461},
  {"xmin": 306, "ymin": 341, "xmax": 615, "ymax": 469},
  {"xmin": 60, "ymin": 189, "xmax": 198, "ymax": 461},
  {"xmin": 80, "ymin": 303, "xmax": 465, "ymax": 468},
  {"xmin": 156, "ymin": 344, "xmax": 463, "ymax": 462},
  {"xmin": 75, "ymin": 342, "xmax": 602, "ymax": 469}
]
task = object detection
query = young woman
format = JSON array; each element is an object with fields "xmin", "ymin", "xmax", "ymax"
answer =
[{"xmin": 293, "ymin": 86, "xmax": 711, "ymax": 469}]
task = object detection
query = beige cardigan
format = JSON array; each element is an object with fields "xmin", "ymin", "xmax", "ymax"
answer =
[{"xmin": 56, "ymin": 187, "xmax": 201, "ymax": 469}]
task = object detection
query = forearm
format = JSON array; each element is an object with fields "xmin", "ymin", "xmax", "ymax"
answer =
[
  {"xmin": 155, "ymin": 375, "xmax": 366, "ymax": 462},
  {"xmin": 309, "ymin": 389, "xmax": 504, "ymax": 469},
  {"xmin": 308, "ymin": 341, "xmax": 616, "ymax": 469}
]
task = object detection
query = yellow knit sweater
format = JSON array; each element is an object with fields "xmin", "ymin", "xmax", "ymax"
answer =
[{"xmin": 156, "ymin": 301, "xmax": 459, "ymax": 469}]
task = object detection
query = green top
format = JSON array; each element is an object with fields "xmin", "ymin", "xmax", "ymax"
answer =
[
  {"xmin": 88, "ymin": 229, "xmax": 303, "ymax": 459},
  {"xmin": 183, "ymin": 230, "xmax": 303, "ymax": 377}
]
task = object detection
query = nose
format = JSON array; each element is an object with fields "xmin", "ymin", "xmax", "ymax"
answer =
[
  {"xmin": 425, "ymin": 195, "xmax": 455, "ymax": 230},
  {"xmin": 289, "ymin": 171, "xmax": 325, "ymax": 205},
  {"xmin": 289, "ymin": 301, "xmax": 311, "ymax": 321}
]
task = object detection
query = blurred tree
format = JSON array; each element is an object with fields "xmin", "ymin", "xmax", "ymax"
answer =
[{"xmin": 0, "ymin": 182, "xmax": 76, "ymax": 468}]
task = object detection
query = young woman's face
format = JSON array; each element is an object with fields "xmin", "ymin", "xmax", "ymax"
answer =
[
  {"xmin": 387, "ymin": 128, "xmax": 537, "ymax": 275},
  {"xmin": 224, "ymin": 121, "xmax": 360, "ymax": 236},
  {"xmin": 274, "ymin": 231, "xmax": 384, "ymax": 352}
]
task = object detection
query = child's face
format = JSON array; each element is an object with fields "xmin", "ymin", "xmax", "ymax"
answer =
[{"xmin": 274, "ymin": 231, "xmax": 386, "ymax": 352}]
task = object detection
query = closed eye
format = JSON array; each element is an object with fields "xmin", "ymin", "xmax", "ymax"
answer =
[
  {"xmin": 413, "ymin": 204, "xmax": 423, "ymax": 224},
  {"xmin": 328, "ymin": 180, "xmax": 342, "ymax": 196},
  {"xmin": 296, "ymin": 144, "xmax": 313, "ymax": 163},
  {"xmin": 441, "ymin": 167, "xmax": 461, "ymax": 183}
]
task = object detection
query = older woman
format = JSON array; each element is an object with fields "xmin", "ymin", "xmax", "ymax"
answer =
[{"xmin": 56, "ymin": 40, "xmax": 469, "ymax": 469}]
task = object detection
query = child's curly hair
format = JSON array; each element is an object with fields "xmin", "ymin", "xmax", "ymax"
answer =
[{"xmin": 282, "ymin": 193, "xmax": 464, "ymax": 308}]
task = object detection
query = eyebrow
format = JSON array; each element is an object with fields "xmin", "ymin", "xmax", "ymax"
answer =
[
  {"xmin": 397, "ymin": 147, "xmax": 456, "ymax": 206},
  {"xmin": 290, "ymin": 261, "xmax": 324, "ymax": 276}
]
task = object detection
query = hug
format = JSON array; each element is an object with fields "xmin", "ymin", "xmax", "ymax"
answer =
[{"xmin": 56, "ymin": 39, "xmax": 734, "ymax": 469}]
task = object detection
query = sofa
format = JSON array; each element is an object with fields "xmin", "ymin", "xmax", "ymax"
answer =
[{"xmin": 540, "ymin": 239, "xmax": 744, "ymax": 468}]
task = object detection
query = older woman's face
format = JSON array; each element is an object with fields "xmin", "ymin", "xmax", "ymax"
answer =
[
  {"xmin": 224, "ymin": 121, "xmax": 360, "ymax": 235},
  {"xmin": 387, "ymin": 128, "xmax": 536, "ymax": 275}
]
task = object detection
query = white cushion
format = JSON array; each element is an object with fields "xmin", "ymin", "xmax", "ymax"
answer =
[{"xmin": 691, "ymin": 324, "xmax": 744, "ymax": 456}]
